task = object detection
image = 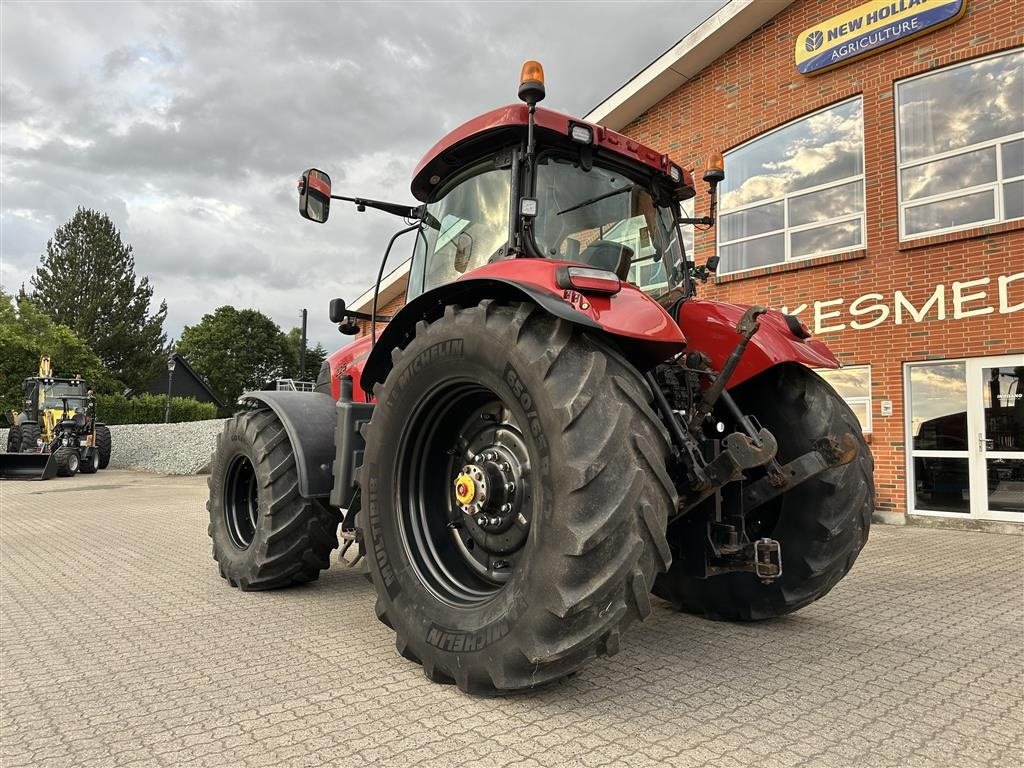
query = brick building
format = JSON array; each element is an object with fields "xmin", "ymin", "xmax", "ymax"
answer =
[{"xmin": 349, "ymin": 0, "xmax": 1023, "ymax": 527}]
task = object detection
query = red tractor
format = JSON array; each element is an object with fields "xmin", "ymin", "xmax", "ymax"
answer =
[{"xmin": 207, "ymin": 62, "xmax": 873, "ymax": 694}]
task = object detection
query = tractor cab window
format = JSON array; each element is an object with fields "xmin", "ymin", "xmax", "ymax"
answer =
[
  {"xmin": 410, "ymin": 163, "xmax": 512, "ymax": 298},
  {"xmin": 43, "ymin": 381, "xmax": 87, "ymax": 409},
  {"xmin": 533, "ymin": 155, "xmax": 684, "ymax": 298}
]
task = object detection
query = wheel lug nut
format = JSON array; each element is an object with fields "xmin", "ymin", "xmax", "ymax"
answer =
[
  {"xmin": 500, "ymin": 503, "xmax": 512, "ymax": 513},
  {"xmin": 500, "ymin": 462, "xmax": 511, "ymax": 472},
  {"xmin": 488, "ymin": 516, "xmax": 501, "ymax": 526},
  {"xmin": 476, "ymin": 516, "xmax": 486, "ymax": 526},
  {"xmin": 505, "ymin": 482, "xmax": 515, "ymax": 493}
]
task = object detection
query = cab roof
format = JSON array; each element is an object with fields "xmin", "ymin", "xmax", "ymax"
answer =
[{"xmin": 410, "ymin": 104, "xmax": 694, "ymax": 202}]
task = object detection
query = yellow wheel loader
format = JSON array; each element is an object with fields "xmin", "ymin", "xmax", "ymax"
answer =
[{"xmin": 2, "ymin": 357, "xmax": 112, "ymax": 480}]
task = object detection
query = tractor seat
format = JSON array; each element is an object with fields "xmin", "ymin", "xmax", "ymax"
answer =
[{"xmin": 576, "ymin": 240, "xmax": 633, "ymax": 281}]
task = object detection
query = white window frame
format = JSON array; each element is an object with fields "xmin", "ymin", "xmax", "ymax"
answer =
[
  {"xmin": 717, "ymin": 96, "xmax": 866, "ymax": 276},
  {"xmin": 895, "ymin": 49, "xmax": 1024, "ymax": 242},
  {"xmin": 816, "ymin": 364, "xmax": 872, "ymax": 433}
]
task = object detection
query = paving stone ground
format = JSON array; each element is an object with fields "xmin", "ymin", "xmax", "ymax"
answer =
[{"xmin": 1, "ymin": 470, "xmax": 1022, "ymax": 768}]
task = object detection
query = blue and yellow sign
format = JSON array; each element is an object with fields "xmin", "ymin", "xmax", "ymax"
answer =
[{"xmin": 795, "ymin": 0, "xmax": 967, "ymax": 75}]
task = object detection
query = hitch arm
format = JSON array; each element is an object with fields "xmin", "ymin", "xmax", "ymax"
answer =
[
  {"xmin": 741, "ymin": 433, "xmax": 859, "ymax": 513},
  {"xmin": 689, "ymin": 305, "xmax": 767, "ymax": 432}
]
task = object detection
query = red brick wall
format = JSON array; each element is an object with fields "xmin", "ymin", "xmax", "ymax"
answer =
[
  {"xmin": 623, "ymin": 0, "xmax": 1024, "ymax": 516},
  {"xmin": 356, "ymin": 293, "xmax": 408, "ymax": 338}
]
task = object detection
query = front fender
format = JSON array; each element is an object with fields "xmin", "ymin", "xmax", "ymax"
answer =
[
  {"xmin": 238, "ymin": 391, "xmax": 337, "ymax": 498},
  {"xmin": 361, "ymin": 258, "xmax": 686, "ymax": 392},
  {"xmin": 677, "ymin": 300, "xmax": 839, "ymax": 388}
]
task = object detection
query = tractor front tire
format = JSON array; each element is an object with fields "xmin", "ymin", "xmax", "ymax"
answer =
[
  {"xmin": 6, "ymin": 425, "xmax": 21, "ymax": 453},
  {"xmin": 55, "ymin": 447, "xmax": 80, "ymax": 477},
  {"xmin": 207, "ymin": 410, "xmax": 342, "ymax": 590},
  {"xmin": 19, "ymin": 423, "xmax": 40, "ymax": 452},
  {"xmin": 361, "ymin": 302, "xmax": 675, "ymax": 694},
  {"xmin": 95, "ymin": 424, "xmax": 112, "ymax": 469},
  {"xmin": 653, "ymin": 363, "xmax": 873, "ymax": 621}
]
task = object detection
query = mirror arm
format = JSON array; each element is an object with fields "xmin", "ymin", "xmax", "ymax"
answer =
[
  {"xmin": 679, "ymin": 179, "xmax": 720, "ymax": 227},
  {"xmin": 331, "ymin": 195, "xmax": 424, "ymax": 220}
]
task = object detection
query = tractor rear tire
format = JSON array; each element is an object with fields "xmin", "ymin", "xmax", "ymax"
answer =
[
  {"xmin": 19, "ymin": 423, "xmax": 40, "ymax": 452},
  {"xmin": 207, "ymin": 409, "xmax": 342, "ymax": 590},
  {"xmin": 80, "ymin": 449, "xmax": 100, "ymax": 474},
  {"xmin": 361, "ymin": 302, "xmax": 675, "ymax": 694},
  {"xmin": 55, "ymin": 447, "xmax": 80, "ymax": 477},
  {"xmin": 6, "ymin": 425, "xmax": 21, "ymax": 453},
  {"xmin": 95, "ymin": 424, "xmax": 112, "ymax": 469},
  {"xmin": 653, "ymin": 363, "xmax": 873, "ymax": 621}
]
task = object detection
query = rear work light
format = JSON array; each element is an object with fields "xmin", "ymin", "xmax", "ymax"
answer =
[
  {"xmin": 555, "ymin": 266, "xmax": 621, "ymax": 295},
  {"xmin": 569, "ymin": 123, "xmax": 593, "ymax": 144}
]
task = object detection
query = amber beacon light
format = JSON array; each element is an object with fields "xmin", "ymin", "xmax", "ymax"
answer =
[{"xmin": 518, "ymin": 60, "xmax": 546, "ymax": 105}]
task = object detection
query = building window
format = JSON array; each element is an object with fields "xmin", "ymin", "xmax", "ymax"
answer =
[
  {"xmin": 816, "ymin": 365, "xmax": 871, "ymax": 433},
  {"xmin": 717, "ymin": 97, "xmax": 865, "ymax": 274},
  {"xmin": 896, "ymin": 48, "xmax": 1024, "ymax": 240}
]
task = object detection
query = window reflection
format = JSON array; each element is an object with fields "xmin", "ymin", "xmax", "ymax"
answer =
[
  {"xmin": 718, "ymin": 98, "xmax": 865, "ymax": 273},
  {"xmin": 414, "ymin": 165, "xmax": 511, "ymax": 295},
  {"xmin": 897, "ymin": 49, "xmax": 1023, "ymax": 162},
  {"xmin": 897, "ymin": 49, "xmax": 1024, "ymax": 239},
  {"xmin": 909, "ymin": 363, "xmax": 967, "ymax": 451},
  {"xmin": 982, "ymin": 366, "xmax": 1024, "ymax": 452}
]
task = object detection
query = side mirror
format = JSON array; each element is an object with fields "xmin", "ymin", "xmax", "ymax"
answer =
[
  {"xmin": 706, "ymin": 255, "xmax": 720, "ymax": 273},
  {"xmin": 329, "ymin": 297, "xmax": 347, "ymax": 323},
  {"xmin": 338, "ymin": 320, "xmax": 360, "ymax": 336},
  {"xmin": 299, "ymin": 168, "xmax": 332, "ymax": 223}
]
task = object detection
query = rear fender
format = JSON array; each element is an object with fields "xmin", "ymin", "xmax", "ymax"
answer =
[
  {"xmin": 360, "ymin": 258, "xmax": 686, "ymax": 392},
  {"xmin": 677, "ymin": 300, "xmax": 839, "ymax": 388},
  {"xmin": 238, "ymin": 391, "xmax": 337, "ymax": 498}
]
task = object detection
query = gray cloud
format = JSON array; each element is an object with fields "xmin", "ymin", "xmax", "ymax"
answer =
[{"xmin": 2, "ymin": 0, "xmax": 725, "ymax": 349}]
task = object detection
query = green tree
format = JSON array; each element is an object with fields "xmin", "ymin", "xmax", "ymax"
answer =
[
  {"xmin": 30, "ymin": 207, "xmax": 168, "ymax": 392},
  {"xmin": 282, "ymin": 326, "xmax": 328, "ymax": 381},
  {"xmin": 175, "ymin": 306, "xmax": 291, "ymax": 405},
  {"xmin": 0, "ymin": 291, "xmax": 116, "ymax": 414}
]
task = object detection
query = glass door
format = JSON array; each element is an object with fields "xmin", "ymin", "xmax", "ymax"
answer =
[
  {"xmin": 906, "ymin": 355, "xmax": 1024, "ymax": 522},
  {"xmin": 971, "ymin": 356, "xmax": 1024, "ymax": 522}
]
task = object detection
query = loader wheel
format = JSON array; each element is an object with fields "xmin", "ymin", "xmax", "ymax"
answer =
[
  {"xmin": 207, "ymin": 409, "xmax": 342, "ymax": 590},
  {"xmin": 80, "ymin": 449, "xmax": 100, "ymax": 474},
  {"xmin": 55, "ymin": 447, "xmax": 80, "ymax": 477},
  {"xmin": 361, "ymin": 302, "xmax": 675, "ymax": 694},
  {"xmin": 19, "ymin": 423, "xmax": 40, "ymax": 452},
  {"xmin": 95, "ymin": 424, "xmax": 112, "ymax": 469},
  {"xmin": 653, "ymin": 363, "xmax": 874, "ymax": 621},
  {"xmin": 6, "ymin": 425, "xmax": 21, "ymax": 453}
]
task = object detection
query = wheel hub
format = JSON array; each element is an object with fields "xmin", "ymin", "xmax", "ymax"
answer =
[{"xmin": 454, "ymin": 444, "xmax": 523, "ymax": 534}]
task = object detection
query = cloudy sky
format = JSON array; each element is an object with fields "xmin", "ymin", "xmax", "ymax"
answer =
[{"xmin": 2, "ymin": 0, "xmax": 725, "ymax": 349}]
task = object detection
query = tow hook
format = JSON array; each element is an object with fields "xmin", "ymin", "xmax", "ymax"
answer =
[{"xmin": 753, "ymin": 538, "xmax": 782, "ymax": 584}]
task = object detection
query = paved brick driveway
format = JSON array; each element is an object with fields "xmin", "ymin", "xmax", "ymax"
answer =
[{"xmin": 1, "ymin": 470, "xmax": 1022, "ymax": 767}]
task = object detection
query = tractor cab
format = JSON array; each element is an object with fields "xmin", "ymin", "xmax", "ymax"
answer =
[{"xmin": 300, "ymin": 61, "xmax": 725, "ymax": 322}]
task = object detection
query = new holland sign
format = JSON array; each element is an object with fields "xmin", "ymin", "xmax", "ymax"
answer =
[{"xmin": 796, "ymin": 0, "xmax": 967, "ymax": 75}]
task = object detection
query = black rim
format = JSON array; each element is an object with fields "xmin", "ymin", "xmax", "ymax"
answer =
[
  {"xmin": 398, "ymin": 380, "xmax": 533, "ymax": 607},
  {"xmin": 224, "ymin": 455, "xmax": 259, "ymax": 549}
]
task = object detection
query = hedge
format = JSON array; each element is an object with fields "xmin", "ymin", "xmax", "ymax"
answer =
[{"xmin": 95, "ymin": 393, "xmax": 218, "ymax": 425}]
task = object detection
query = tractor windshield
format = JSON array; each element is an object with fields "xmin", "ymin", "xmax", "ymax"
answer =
[
  {"xmin": 42, "ymin": 381, "xmax": 87, "ymax": 409},
  {"xmin": 533, "ymin": 155, "xmax": 684, "ymax": 298},
  {"xmin": 409, "ymin": 162, "xmax": 511, "ymax": 297}
]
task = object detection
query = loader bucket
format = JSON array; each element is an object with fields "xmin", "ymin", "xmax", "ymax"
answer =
[{"xmin": 0, "ymin": 451, "xmax": 58, "ymax": 480}]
